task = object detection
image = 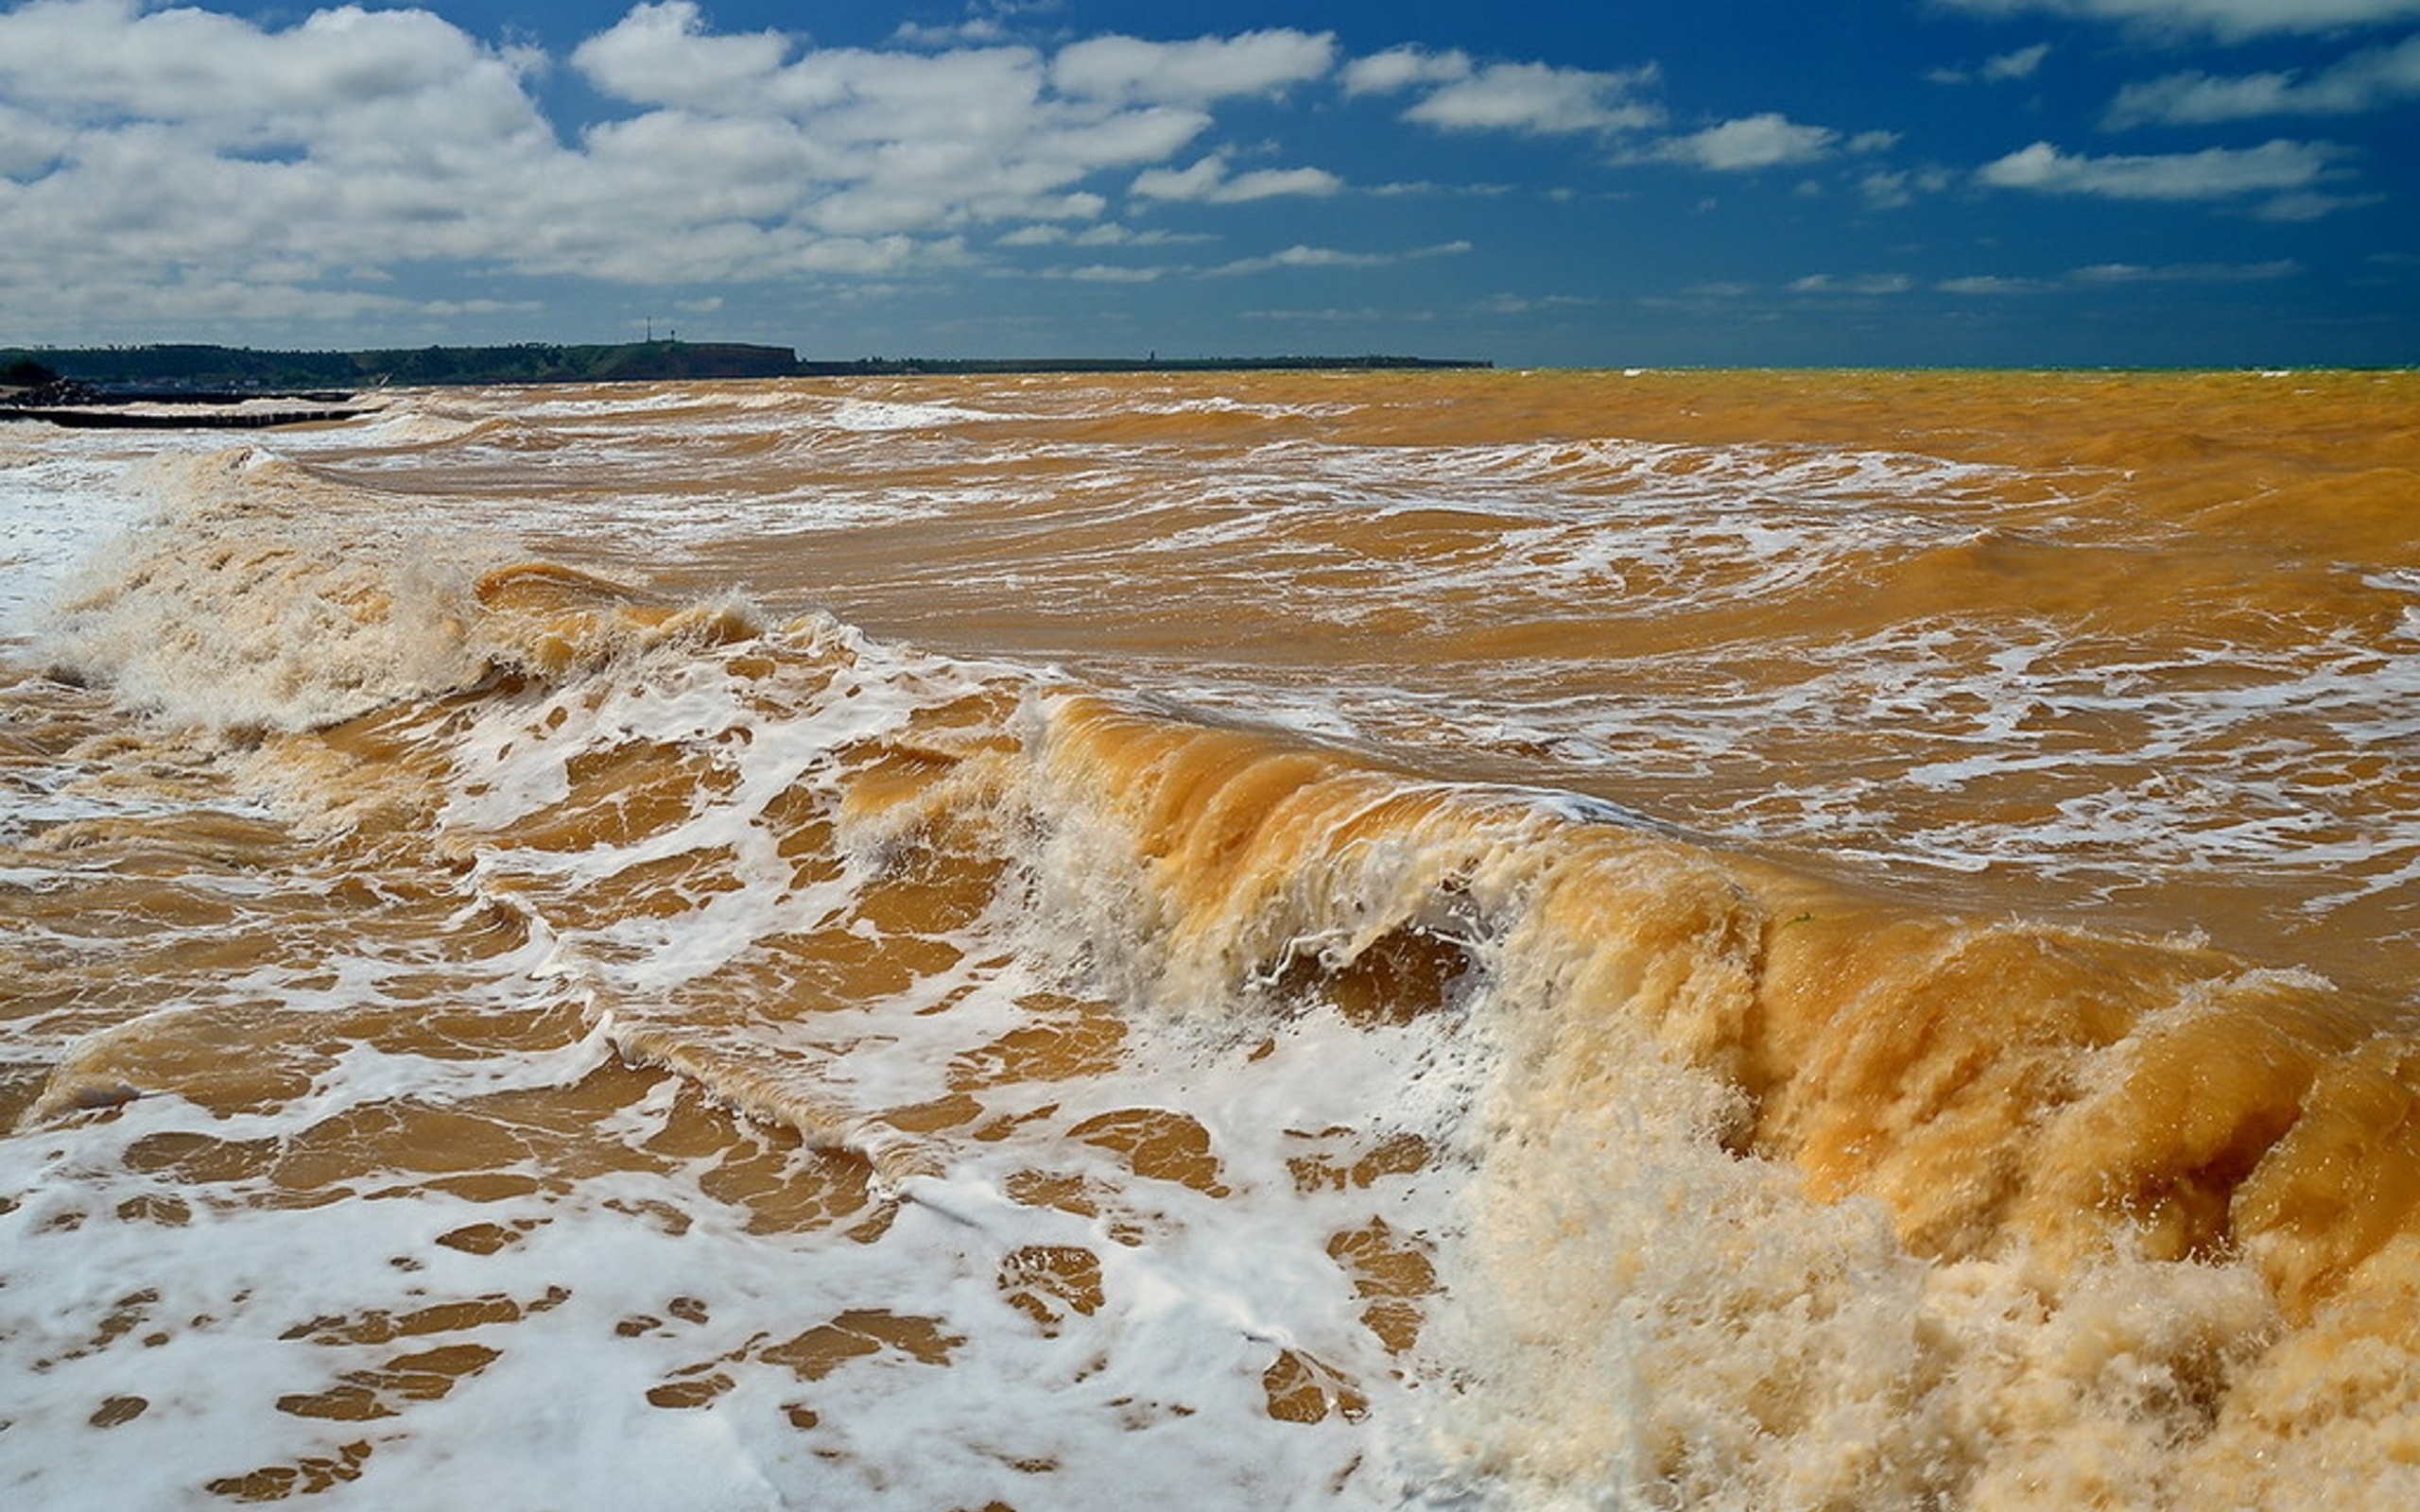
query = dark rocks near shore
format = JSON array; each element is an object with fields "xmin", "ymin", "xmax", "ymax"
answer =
[
  {"xmin": 3, "ymin": 340, "xmax": 806, "ymax": 393},
  {"xmin": 0, "ymin": 386, "xmax": 372, "ymax": 429},
  {"xmin": 0, "ymin": 340, "xmax": 1491, "ymax": 428},
  {"xmin": 8, "ymin": 375, "xmax": 104, "ymax": 408},
  {"xmin": 1, "ymin": 352, "xmax": 372, "ymax": 428}
]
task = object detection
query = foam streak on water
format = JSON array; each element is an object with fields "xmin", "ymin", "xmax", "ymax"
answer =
[{"xmin": 4, "ymin": 369, "xmax": 2420, "ymax": 1510}]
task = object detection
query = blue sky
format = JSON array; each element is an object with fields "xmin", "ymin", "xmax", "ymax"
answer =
[{"xmin": 2, "ymin": 0, "xmax": 2414, "ymax": 366}]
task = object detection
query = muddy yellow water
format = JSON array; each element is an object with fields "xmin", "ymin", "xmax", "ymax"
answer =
[{"xmin": 2, "ymin": 368, "xmax": 2416, "ymax": 1509}]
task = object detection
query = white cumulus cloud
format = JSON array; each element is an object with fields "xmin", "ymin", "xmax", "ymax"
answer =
[
  {"xmin": 1929, "ymin": 43, "xmax": 2054, "ymax": 85},
  {"xmin": 570, "ymin": 2, "xmax": 793, "ymax": 112},
  {"xmin": 1934, "ymin": 0, "xmax": 2420, "ymax": 41},
  {"xmin": 2105, "ymin": 34, "xmax": 2420, "ymax": 124},
  {"xmin": 1340, "ymin": 45, "xmax": 1475, "ymax": 95},
  {"xmin": 1051, "ymin": 28, "xmax": 1336, "ymax": 105},
  {"xmin": 1658, "ymin": 113, "xmax": 1841, "ymax": 171},
  {"xmin": 1209, "ymin": 240, "xmax": 1469, "ymax": 277},
  {"xmin": 0, "ymin": 1, "xmax": 1392, "ymax": 336},
  {"xmin": 1132, "ymin": 155, "xmax": 1343, "ymax": 203},
  {"xmin": 1789, "ymin": 272, "xmax": 1916, "ymax": 294},
  {"xmin": 1347, "ymin": 47, "xmax": 1663, "ymax": 135},
  {"xmin": 2069, "ymin": 257, "xmax": 2299, "ymax": 281},
  {"xmin": 1987, "ymin": 43, "xmax": 2056, "ymax": 79},
  {"xmin": 1977, "ymin": 137, "xmax": 2343, "ymax": 199},
  {"xmin": 0, "ymin": 0, "xmax": 552, "ymax": 162}
]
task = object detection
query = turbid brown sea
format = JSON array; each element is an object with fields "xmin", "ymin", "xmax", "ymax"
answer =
[{"xmin": 3, "ymin": 368, "xmax": 2418, "ymax": 1509}]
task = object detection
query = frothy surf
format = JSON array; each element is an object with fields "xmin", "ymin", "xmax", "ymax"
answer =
[{"xmin": 5, "ymin": 369, "xmax": 2418, "ymax": 1509}]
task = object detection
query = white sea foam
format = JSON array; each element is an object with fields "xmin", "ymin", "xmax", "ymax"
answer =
[
  {"xmin": 2, "ymin": 604, "xmax": 1444, "ymax": 1510},
  {"xmin": 9, "ymin": 376, "xmax": 2419, "ymax": 1508},
  {"xmin": 13, "ymin": 390, "xmax": 2414, "ymax": 948},
  {"xmin": 826, "ymin": 398, "xmax": 1014, "ymax": 431},
  {"xmin": 2, "ymin": 1032, "xmax": 1452, "ymax": 1509},
  {"xmin": 26, "ymin": 449, "xmax": 504, "ymax": 731},
  {"xmin": 0, "ymin": 445, "xmax": 189, "ymax": 639}
]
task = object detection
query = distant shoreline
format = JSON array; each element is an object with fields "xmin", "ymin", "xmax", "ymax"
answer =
[
  {"xmin": 788, "ymin": 354, "xmax": 1492, "ymax": 376},
  {"xmin": 0, "ymin": 342, "xmax": 1494, "ymax": 428},
  {"xmin": 3, "ymin": 340, "xmax": 1492, "ymax": 396}
]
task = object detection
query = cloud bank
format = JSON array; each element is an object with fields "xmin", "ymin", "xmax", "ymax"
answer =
[
  {"xmin": 0, "ymin": 0, "xmax": 1870, "ymax": 337},
  {"xmin": 0, "ymin": 0, "xmax": 2405, "ymax": 354},
  {"xmin": 0, "ymin": 0, "xmax": 1369, "ymax": 329}
]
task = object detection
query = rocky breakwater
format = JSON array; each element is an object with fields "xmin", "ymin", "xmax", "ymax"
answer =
[{"xmin": 0, "ymin": 369, "xmax": 372, "ymax": 430}]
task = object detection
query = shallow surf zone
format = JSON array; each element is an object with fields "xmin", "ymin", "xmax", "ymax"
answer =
[
  {"xmin": 2, "ymin": 462, "xmax": 1467, "ymax": 1509},
  {"xmin": 3, "ymin": 421, "xmax": 2419, "ymax": 1510}
]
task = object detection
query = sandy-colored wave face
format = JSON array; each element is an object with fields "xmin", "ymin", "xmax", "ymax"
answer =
[{"xmin": 3, "ymin": 369, "xmax": 2418, "ymax": 1510}]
